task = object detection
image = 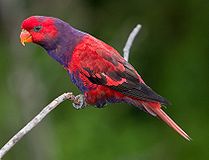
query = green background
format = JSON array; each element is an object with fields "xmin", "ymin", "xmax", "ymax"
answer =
[{"xmin": 0, "ymin": 0, "xmax": 209, "ymax": 159}]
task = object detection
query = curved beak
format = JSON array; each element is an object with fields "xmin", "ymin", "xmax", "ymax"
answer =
[{"xmin": 20, "ymin": 29, "xmax": 32, "ymax": 46}]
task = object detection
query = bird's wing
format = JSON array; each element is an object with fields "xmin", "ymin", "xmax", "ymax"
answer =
[{"xmin": 73, "ymin": 35, "xmax": 170, "ymax": 105}]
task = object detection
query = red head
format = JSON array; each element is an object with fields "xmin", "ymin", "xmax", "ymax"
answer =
[
  {"xmin": 20, "ymin": 16, "xmax": 58, "ymax": 47},
  {"xmin": 20, "ymin": 16, "xmax": 85, "ymax": 66}
]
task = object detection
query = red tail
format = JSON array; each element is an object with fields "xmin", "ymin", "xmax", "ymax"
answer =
[{"xmin": 144, "ymin": 103, "xmax": 191, "ymax": 141}]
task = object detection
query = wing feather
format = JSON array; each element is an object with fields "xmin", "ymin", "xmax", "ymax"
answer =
[{"xmin": 74, "ymin": 35, "xmax": 170, "ymax": 105}]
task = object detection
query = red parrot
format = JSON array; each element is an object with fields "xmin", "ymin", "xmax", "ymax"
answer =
[{"xmin": 20, "ymin": 16, "xmax": 191, "ymax": 140}]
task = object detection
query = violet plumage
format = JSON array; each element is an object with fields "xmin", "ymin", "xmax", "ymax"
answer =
[{"xmin": 20, "ymin": 16, "xmax": 191, "ymax": 141}]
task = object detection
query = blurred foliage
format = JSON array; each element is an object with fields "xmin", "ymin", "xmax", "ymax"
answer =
[{"xmin": 0, "ymin": 0, "xmax": 209, "ymax": 159}]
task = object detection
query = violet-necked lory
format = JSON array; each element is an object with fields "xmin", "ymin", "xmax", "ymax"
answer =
[{"xmin": 20, "ymin": 16, "xmax": 191, "ymax": 140}]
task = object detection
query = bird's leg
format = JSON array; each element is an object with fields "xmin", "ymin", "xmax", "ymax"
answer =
[{"xmin": 72, "ymin": 94, "xmax": 87, "ymax": 109}]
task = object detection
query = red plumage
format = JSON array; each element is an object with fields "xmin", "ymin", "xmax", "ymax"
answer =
[
  {"xmin": 20, "ymin": 16, "xmax": 191, "ymax": 141},
  {"xmin": 68, "ymin": 35, "xmax": 191, "ymax": 140}
]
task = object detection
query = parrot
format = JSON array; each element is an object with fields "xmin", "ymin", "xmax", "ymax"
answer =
[{"xmin": 20, "ymin": 16, "xmax": 191, "ymax": 141}]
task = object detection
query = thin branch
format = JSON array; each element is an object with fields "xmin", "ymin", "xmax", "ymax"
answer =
[
  {"xmin": 123, "ymin": 24, "xmax": 142, "ymax": 61},
  {"xmin": 0, "ymin": 24, "xmax": 141, "ymax": 159},
  {"xmin": 0, "ymin": 92, "xmax": 75, "ymax": 159}
]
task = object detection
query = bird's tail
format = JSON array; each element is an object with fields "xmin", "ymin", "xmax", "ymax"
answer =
[{"xmin": 142, "ymin": 102, "xmax": 191, "ymax": 141}]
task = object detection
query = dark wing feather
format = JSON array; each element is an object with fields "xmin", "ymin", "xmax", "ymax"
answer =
[
  {"xmin": 78, "ymin": 35, "xmax": 170, "ymax": 105},
  {"xmin": 110, "ymin": 81, "xmax": 170, "ymax": 105},
  {"xmin": 83, "ymin": 63, "xmax": 170, "ymax": 105}
]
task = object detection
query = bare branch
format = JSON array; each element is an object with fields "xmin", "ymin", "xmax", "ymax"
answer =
[
  {"xmin": 0, "ymin": 92, "xmax": 75, "ymax": 159},
  {"xmin": 0, "ymin": 24, "xmax": 141, "ymax": 159},
  {"xmin": 123, "ymin": 24, "xmax": 142, "ymax": 61}
]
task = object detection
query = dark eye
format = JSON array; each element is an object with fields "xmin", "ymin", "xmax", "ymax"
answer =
[{"xmin": 34, "ymin": 26, "xmax": 42, "ymax": 32}]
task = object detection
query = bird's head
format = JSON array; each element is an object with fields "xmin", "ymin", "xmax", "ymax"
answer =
[
  {"xmin": 20, "ymin": 16, "xmax": 85, "ymax": 66},
  {"xmin": 20, "ymin": 16, "xmax": 60, "ymax": 49}
]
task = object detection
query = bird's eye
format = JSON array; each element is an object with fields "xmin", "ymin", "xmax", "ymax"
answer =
[{"xmin": 34, "ymin": 26, "xmax": 42, "ymax": 32}]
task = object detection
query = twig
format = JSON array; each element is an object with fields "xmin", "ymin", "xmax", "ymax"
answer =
[
  {"xmin": 0, "ymin": 24, "xmax": 141, "ymax": 159},
  {"xmin": 0, "ymin": 92, "xmax": 75, "ymax": 159},
  {"xmin": 123, "ymin": 24, "xmax": 142, "ymax": 61}
]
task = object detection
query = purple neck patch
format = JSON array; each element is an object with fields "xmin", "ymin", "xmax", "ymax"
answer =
[{"xmin": 41, "ymin": 19, "xmax": 85, "ymax": 67}]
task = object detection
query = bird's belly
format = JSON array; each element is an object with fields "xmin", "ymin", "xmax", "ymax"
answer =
[
  {"xmin": 68, "ymin": 72, "xmax": 89, "ymax": 92},
  {"xmin": 85, "ymin": 85, "xmax": 125, "ymax": 107},
  {"xmin": 68, "ymin": 71, "xmax": 125, "ymax": 107}
]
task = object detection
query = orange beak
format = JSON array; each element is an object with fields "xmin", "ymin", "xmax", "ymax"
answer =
[{"xmin": 20, "ymin": 29, "xmax": 32, "ymax": 46}]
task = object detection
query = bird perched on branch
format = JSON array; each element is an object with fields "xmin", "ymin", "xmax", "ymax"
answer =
[{"xmin": 20, "ymin": 16, "xmax": 190, "ymax": 140}]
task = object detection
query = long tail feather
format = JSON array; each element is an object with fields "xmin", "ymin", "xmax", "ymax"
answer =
[{"xmin": 147, "ymin": 104, "xmax": 191, "ymax": 141}]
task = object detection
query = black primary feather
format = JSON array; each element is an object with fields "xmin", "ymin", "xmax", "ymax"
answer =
[{"xmin": 83, "ymin": 66, "xmax": 171, "ymax": 105}]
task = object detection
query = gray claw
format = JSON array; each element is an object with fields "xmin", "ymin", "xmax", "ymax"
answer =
[{"xmin": 72, "ymin": 94, "xmax": 86, "ymax": 109}]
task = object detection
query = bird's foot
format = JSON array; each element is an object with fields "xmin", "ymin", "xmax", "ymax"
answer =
[{"xmin": 72, "ymin": 94, "xmax": 86, "ymax": 110}]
